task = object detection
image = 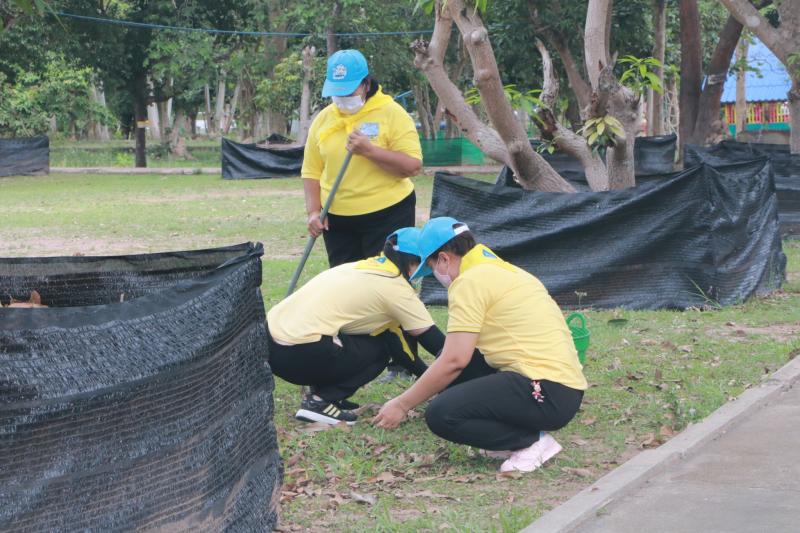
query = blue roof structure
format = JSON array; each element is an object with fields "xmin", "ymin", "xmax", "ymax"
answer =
[{"xmin": 720, "ymin": 39, "xmax": 791, "ymax": 103}]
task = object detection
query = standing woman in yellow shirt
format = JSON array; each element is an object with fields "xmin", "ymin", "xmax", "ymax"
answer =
[
  {"xmin": 374, "ymin": 217, "xmax": 588, "ymax": 473},
  {"xmin": 302, "ymin": 49, "xmax": 423, "ymax": 267}
]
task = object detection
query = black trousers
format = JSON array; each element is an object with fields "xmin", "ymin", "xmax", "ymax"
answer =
[
  {"xmin": 425, "ymin": 361, "xmax": 584, "ymax": 451},
  {"xmin": 323, "ymin": 191, "xmax": 416, "ymax": 267},
  {"xmin": 267, "ymin": 330, "xmax": 390, "ymax": 402}
]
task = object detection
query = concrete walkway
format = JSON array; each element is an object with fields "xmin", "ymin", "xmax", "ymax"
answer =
[{"xmin": 525, "ymin": 356, "xmax": 800, "ymax": 533}]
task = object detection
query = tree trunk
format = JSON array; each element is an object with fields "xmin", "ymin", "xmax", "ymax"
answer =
[
  {"xmin": 132, "ymin": 73, "xmax": 148, "ymax": 168},
  {"xmin": 692, "ymin": 15, "xmax": 744, "ymax": 144},
  {"xmin": 536, "ymin": 39, "xmax": 610, "ymax": 190},
  {"xmin": 584, "ymin": 0, "xmax": 613, "ymax": 88},
  {"xmin": 204, "ymin": 84, "xmax": 213, "ymax": 136},
  {"xmin": 224, "ymin": 80, "xmax": 241, "ymax": 135},
  {"xmin": 790, "ymin": 77, "xmax": 800, "ymax": 154},
  {"xmin": 650, "ymin": 0, "xmax": 667, "ymax": 135},
  {"xmin": 447, "ymin": 0, "xmax": 573, "ymax": 192},
  {"xmin": 157, "ymin": 100, "xmax": 168, "ymax": 141},
  {"xmin": 188, "ymin": 110, "xmax": 197, "ymax": 138},
  {"xmin": 298, "ymin": 46, "xmax": 316, "ymax": 145},
  {"xmin": 735, "ymin": 38, "xmax": 749, "ymax": 138},
  {"xmin": 95, "ymin": 85, "xmax": 110, "ymax": 141},
  {"xmin": 214, "ymin": 72, "xmax": 227, "ymax": 137},
  {"xmin": 147, "ymin": 102, "xmax": 161, "ymax": 141},
  {"xmin": 326, "ymin": 2, "xmax": 341, "ymax": 57},
  {"xmin": 678, "ymin": 0, "xmax": 702, "ymax": 147}
]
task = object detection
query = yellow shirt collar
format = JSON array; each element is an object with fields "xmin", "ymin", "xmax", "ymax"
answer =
[
  {"xmin": 318, "ymin": 87, "xmax": 394, "ymax": 143},
  {"xmin": 355, "ymin": 253, "xmax": 401, "ymax": 276},
  {"xmin": 459, "ymin": 244, "xmax": 517, "ymax": 275}
]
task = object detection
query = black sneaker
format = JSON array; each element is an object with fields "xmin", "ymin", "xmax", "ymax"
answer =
[
  {"xmin": 334, "ymin": 398, "xmax": 360, "ymax": 410},
  {"xmin": 295, "ymin": 395, "xmax": 358, "ymax": 425}
]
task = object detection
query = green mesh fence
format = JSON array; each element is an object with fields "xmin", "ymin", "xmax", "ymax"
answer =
[{"xmin": 419, "ymin": 137, "xmax": 485, "ymax": 166}]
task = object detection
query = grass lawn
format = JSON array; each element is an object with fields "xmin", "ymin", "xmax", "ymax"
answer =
[{"xmin": 2, "ymin": 172, "xmax": 799, "ymax": 532}]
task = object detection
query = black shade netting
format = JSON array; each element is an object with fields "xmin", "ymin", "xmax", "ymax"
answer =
[
  {"xmin": 221, "ymin": 137, "xmax": 303, "ymax": 179},
  {"xmin": 423, "ymin": 161, "xmax": 785, "ymax": 310},
  {"xmin": 0, "ymin": 242, "xmax": 282, "ymax": 532},
  {"xmin": 684, "ymin": 140, "xmax": 800, "ymax": 237},
  {"xmin": 0, "ymin": 137, "xmax": 49, "ymax": 177}
]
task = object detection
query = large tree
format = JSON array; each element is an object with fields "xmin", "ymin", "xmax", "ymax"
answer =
[
  {"xmin": 718, "ymin": 0, "xmax": 800, "ymax": 153},
  {"xmin": 412, "ymin": 0, "xmax": 651, "ymax": 192}
]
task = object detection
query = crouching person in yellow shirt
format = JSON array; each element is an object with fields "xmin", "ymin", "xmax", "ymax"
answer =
[
  {"xmin": 267, "ymin": 228, "xmax": 446, "ymax": 425},
  {"xmin": 373, "ymin": 217, "xmax": 588, "ymax": 472}
]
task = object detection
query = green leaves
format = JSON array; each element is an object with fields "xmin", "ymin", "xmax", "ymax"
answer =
[
  {"xmin": 618, "ymin": 55, "xmax": 664, "ymax": 96},
  {"xmin": 578, "ymin": 115, "xmax": 625, "ymax": 154}
]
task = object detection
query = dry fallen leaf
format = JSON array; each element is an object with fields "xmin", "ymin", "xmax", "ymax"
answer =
[
  {"xmin": 496, "ymin": 471, "xmax": 523, "ymax": 480},
  {"xmin": 366, "ymin": 471, "xmax": 403, "ymax": 484},
  {"xmin": 372, "ymin": 444, "xmax": 391, "ymax": 457},
  {"xmin": 581, "ymin": 417, "xmax": 596, "ymax": 427},
  {"xmin": 570, "ymin": 437, "xmax": 589, "ymax": 446},
  {"xmin": 640, "ymin": 433, "xmax": 657, "ymax": 448},
  {"xmin": 349, "ymin": 491, "xmax": 377, "ymax": 506}
]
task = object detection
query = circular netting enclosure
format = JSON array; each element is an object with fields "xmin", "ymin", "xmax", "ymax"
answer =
[{"xmin": 0, "ymin": 243, "xmax": 282, "ymax": 532}]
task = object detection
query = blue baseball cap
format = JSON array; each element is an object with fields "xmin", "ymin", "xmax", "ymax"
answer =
[
  {"xmin": 387, "ymin": 227, "xmax": 422, "ymax": 258},
  {"xmin": 322, "ymin": 49, "xmax": 369, "ymax": 97},
  {"xmin": 411, "ymin": 217, "xmax": 470, "ymax": 280}
]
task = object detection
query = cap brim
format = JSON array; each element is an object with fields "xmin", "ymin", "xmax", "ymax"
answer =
[
  {"xmin": 321, "ymin": 78, "xmax": 363, "ymax": 97},
  {"xmin": 410, "ymin": 262, "xmax": 432, "ymax": 281}
]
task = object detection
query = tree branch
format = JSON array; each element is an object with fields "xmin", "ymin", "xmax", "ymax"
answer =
[
  {"xmin": 527, "ymin": 0, "xmax": 592, "ymax": 111},
  {"xmin": 410, "ymin": 8, "xmax": 511, "ymax": 168},
  {"xmin": 718, "ymin": 0, "xmax": 786, "ymax": 63},
  {"xmin": 445, "ymin": 0, "xmax": 574, "ymax": 192}
]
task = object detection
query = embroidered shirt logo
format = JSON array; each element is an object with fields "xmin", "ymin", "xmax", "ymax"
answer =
[
  {"xmin": 333, "ymin": 64, "xmax": 347, "ymax": 80},
  {"xmin": 482, "ymin": 249, "xmax": 497, "ymax": 259}
]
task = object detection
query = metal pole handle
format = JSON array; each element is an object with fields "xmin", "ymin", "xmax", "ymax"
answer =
[{"xmin": 285, "ymin": 150, "xmax": 354, "ymax": 297}]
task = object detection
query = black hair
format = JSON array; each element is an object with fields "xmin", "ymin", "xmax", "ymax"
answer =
[
  {"xmin": 429, "ymin": 223, "xmax": 476, "ymax": 262},
  {"xmin": 363, "ymin": 75, "xmax": 379, "ymax": 99},
  {"xmin": 383, "ymin": 235, "xmax": 420, "ymax": 283}
]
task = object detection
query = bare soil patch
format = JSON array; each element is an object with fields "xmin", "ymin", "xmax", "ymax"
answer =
[{"xmin": 712, "ymin": 322, "xmax": 800, "ymax": 343}]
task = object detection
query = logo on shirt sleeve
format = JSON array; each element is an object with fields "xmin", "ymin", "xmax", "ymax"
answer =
[{"xmin": 482, "ymin": 249, "xmax": 497, "ymax": 259}]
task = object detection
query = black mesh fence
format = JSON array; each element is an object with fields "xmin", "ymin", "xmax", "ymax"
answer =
[
  {"xmin": 0, "ymin": 243, "xmax": 282, "ymax": 532},
  {"xmin": 221, "ymin": 137, "xmax": 303, "ymax": 179},
  {"xmin": 684, "ymin": 140, "xmax": 800, "ymax": 237},
  {"xmin": 0, "ymin": 136, "xmax": 49, "ymax": 177},
  {"xmin": 424, "ymin": 161, "xmax": 785, "ymax": 310}
]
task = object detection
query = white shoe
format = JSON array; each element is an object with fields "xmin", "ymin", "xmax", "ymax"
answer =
[{"xmin": 500, "ymin": 432, "xmax": 562, "ymax": 473}]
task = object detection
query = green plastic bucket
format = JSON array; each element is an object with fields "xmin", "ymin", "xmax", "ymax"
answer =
[{"xmin": 566, "ymin": 312, "xmax": 590, "ymax": 365}]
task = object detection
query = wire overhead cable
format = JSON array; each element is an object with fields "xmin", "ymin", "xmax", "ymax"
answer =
[{"xmin": 56, "ymin": 11, "xmax": 434, "ymax": 37}]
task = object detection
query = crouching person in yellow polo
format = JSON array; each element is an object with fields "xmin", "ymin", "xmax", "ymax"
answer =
[
  {"xmin": 374, "ymin": 217, "xmax": 587, "ymax": 473},
  {"xmin": 267, "ymin": 228, "xmax": 446, "ymax": 425}
]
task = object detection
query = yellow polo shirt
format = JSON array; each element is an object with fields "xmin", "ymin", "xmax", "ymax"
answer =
[
  {"xmin": 267, "ymin": 255, "xmax": 434, "ymax": 345},
  {"xmin": 446, "ymin": 245, "xmax": 588, "ymax": 391},
  {"xmin": 301, "ymin": 88, "xmax": 421, "ymax": 216}
]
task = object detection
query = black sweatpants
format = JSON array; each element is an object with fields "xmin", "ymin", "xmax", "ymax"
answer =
[
  {"xmin": 425, "ymin": 362, "xmax": 584, "ymax": 451},
  {"xmin": 267, "ymin": 330, "xmax": 390, "ymax": 402},
  {"xmin": 323, "ymin": 191, "xmax": 416, "ymax": 267}
]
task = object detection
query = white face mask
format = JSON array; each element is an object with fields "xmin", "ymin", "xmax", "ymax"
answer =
[
  {"xmin": 332, "ymin": 94, "xmax": 365, "ymax": 114},
  {"xmin": 433, "ymin": 257, "xmax": 453, "ymax": 288}
]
